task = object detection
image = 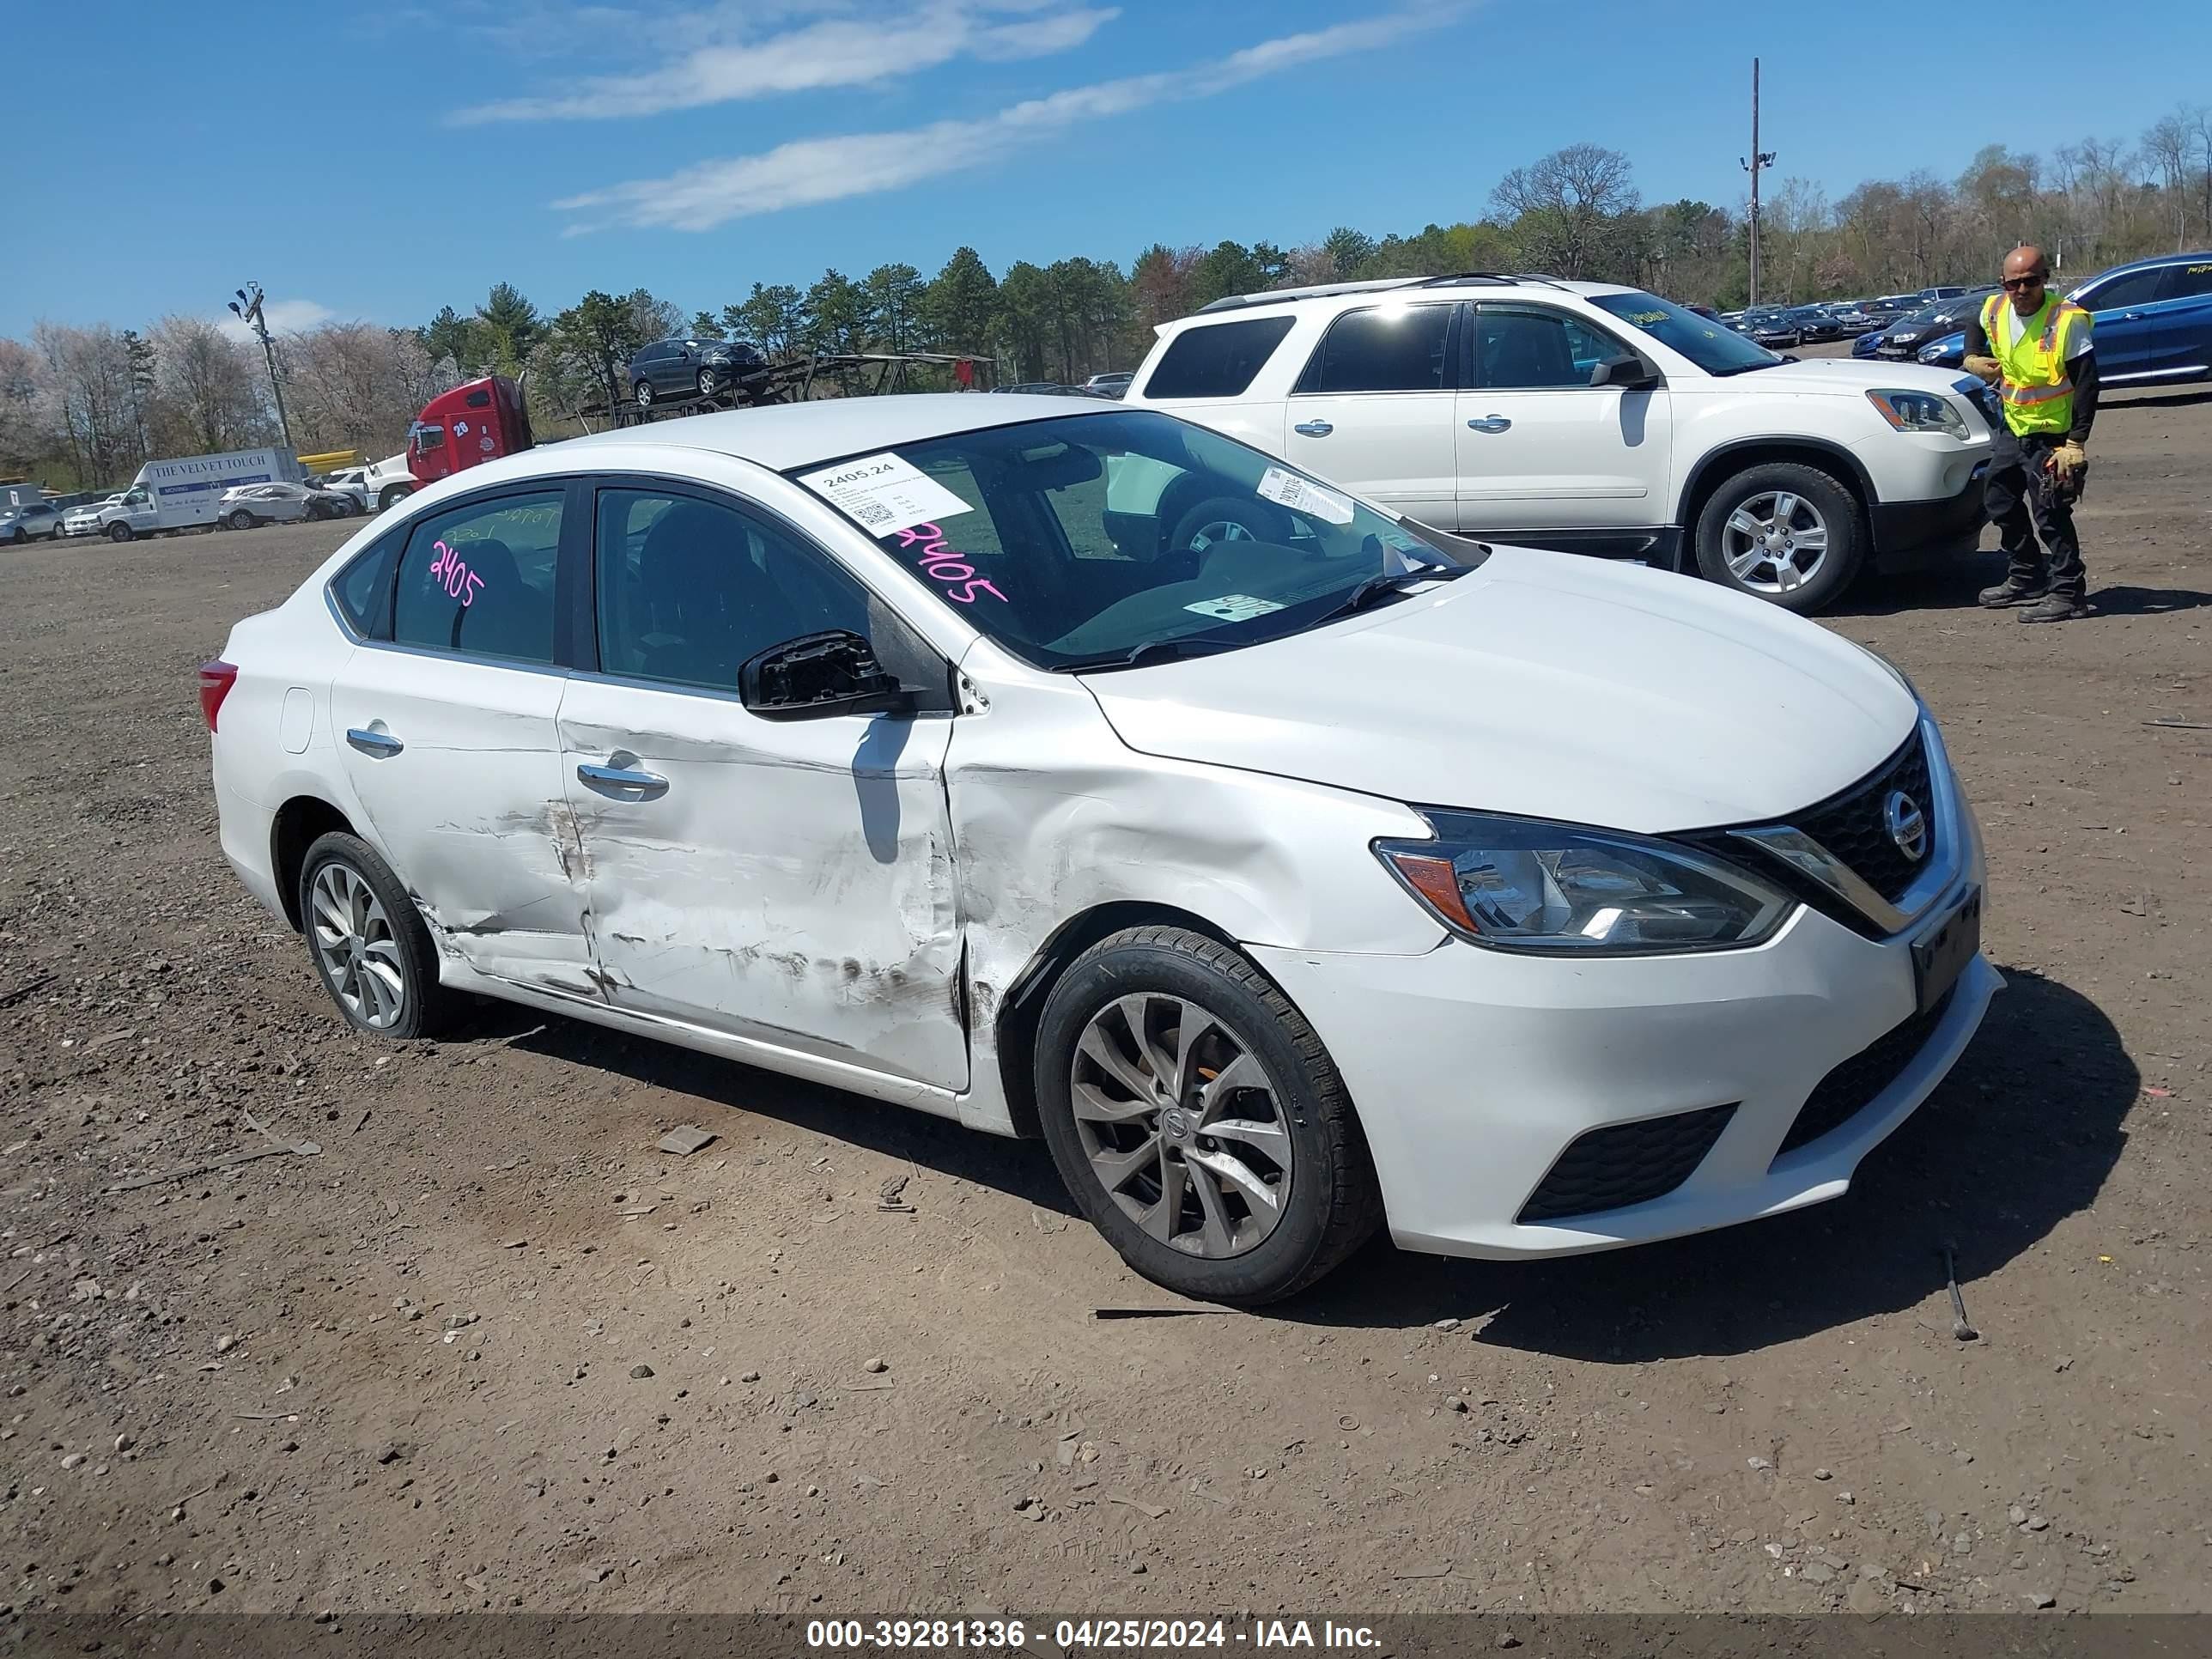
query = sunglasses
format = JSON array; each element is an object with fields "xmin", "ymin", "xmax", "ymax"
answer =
[{"xmin": 2001, "ymin": 275, "xmax": 2045, "ymax": 291}]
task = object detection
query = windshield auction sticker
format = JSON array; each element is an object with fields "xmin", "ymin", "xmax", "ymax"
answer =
[
  {"xmin": 1255, "ymin": 465, "xmax": 1355, "ymax": 525},
  {"xmin": 1184, "ymin": 593, "xmax": 1284, "ymax": 622},
  {"xmin": 797, "ymin": 453, "xmax": 974, "ymax": 536}
]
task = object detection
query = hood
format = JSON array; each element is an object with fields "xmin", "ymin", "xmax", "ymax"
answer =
[
  {"xmin": 1720, "ymin": 356, "xmax": 1970, "ymax": 397},
  {"xmin": 1079, "ymin": 546, "xmax": 1917, "ymax": 834}
]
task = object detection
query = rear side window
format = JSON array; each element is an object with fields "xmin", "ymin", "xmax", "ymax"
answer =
[
  {"xmin": 1140, "ymin": 316, "xmax": 1295, "ymax": 399},
  {"xmin": 2163, "ymin": 262, "xmax": 2212, "ymax": 300},
  {"xmin": 392, "ymin": 490, "xmax": 563, "ymax": 664},
  {"xmin": 1295, "ymin": 304, "xmax": 1455, "ymax": 393},
  {"xmin": 331, "ymin": 531, "xmax": 401, "ymax": 639}
]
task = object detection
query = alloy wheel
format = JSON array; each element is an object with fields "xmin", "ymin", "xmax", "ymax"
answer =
[
  {"xmin": 1069, "ymin": 994, "xmax": 1294, "ymax": 1258},
  {"xmin": 1720, "ymin": 489, "xmax": 1830, "ymax": 594},
  {"xmin": 1185, "ymin": 519, "xmax": 1256, "ymax": 554},
  {"xmin": 308, "ymin": 860, "xmax": 408, "ymax": 1030}
]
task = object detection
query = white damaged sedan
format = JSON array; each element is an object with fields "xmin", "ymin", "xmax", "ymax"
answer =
[{"xmin": 203, "ymin": 395, "xmax": 1996, "ymax": 1303}]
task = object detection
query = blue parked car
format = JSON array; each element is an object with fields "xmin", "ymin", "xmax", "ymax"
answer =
[
  {"xmin": 1916, "ymin": 330, "xmax": 1967, "ymax": 368},
  {"xmin": 2066, "ymin": 251, "xmax": 2212, "ymax": 387},
  {"xmin": 1850, "ymin": 327, "xmax": 1888, "ymax": 359}
]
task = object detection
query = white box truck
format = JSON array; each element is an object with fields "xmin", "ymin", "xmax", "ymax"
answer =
[{"xmin": 96, "ymin": 447, "xmax": 303, "ymax": 542}]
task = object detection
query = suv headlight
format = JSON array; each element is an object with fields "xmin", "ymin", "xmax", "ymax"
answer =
[
  {"xmin": 1866, "ymin": 387, "xmax": 1968, "ymax": 439},
  {"xmin": 1375, "ymin": 811, "xmax": 1793, "ymax": 954}
]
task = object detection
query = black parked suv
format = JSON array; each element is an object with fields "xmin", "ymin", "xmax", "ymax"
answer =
[{"xmin": 627, "ymin": 337, "xmax": 769, "ymax": 406}]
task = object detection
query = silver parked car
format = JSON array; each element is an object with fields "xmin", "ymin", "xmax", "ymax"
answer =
[
  {"xmin": 216, "ymin": 482, "xmax": 356, "ymax": 529},
  {"xmin": 1, "ymin": 500, "xmax": 67, "ymax": 543}
]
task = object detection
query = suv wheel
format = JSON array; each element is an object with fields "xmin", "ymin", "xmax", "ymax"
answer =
[
  {"xmin": 228, "ymin": 508, "xmax": 257, "ymax": 531},
  {"xmin": 1034, "ymin": 926, "xmax": 1382, "ymax": 1304},
  {"xmin": 299, "ymin": 831, "xmax": 458, "ymax": 1039},
  {"xmin": 696, "ymin": 368, "xmax": 720, "ymax": 398},
  {"xmin": 634, "ymin": 379, "xmax": 654, "ymax": 407},
  {"xmin": 1693, "ymin": 461, "xmax": 1863, "ymax": 614},
  {"xmin": 1165, "ymin": 495, "xmax": 1291, "ymax": 556}
]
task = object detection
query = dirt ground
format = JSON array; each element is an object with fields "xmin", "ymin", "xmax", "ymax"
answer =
[{"xmin": 3, "ymin": 381, "xmax": 2207, "ymax": 1628}]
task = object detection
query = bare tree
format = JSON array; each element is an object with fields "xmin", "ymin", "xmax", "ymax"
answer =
[
  {"xmin": 1491, "ymin": 143, "xmax": 1640, "ymax": 278},
  {"xmin": 2142, "ymin": 116, "xmax": 2191, "ymax": 246},
  {"xmin": 149, "ymin": 316, "xmax": 267, "ymax": 457},
  {"xmin": 283, "ymin": 322, "xmax": 441, "ymax": 453}
]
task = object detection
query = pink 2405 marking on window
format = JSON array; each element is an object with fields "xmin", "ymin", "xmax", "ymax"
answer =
[
  {"xmin": 891, "ymin": 522, "xmax": 1006, "ymax": 605},
  {"xmin": 428, "ymin": 538, "xmax": 486, "ymax": 606}
]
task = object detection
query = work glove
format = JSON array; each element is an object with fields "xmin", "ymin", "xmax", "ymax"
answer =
[
  {"xmin": 1962, "ymin": 354, "xmax": 2002, "ymax": 385},
  {"xmin": 2051, "ymin": 440, "xmax": 2087, "ymax": 481}
]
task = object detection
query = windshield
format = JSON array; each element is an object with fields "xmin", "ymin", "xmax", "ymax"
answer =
[
  {"xmin": 792, "ymin": 409, "xmax": 1469, "ymax": 672},
  {"xmin": 1589, "ymin": 291, "xmax": 1781, "ymax": 374}
]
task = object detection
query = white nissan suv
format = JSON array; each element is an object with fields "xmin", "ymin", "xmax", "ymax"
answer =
[{"xmin": 1124, "ymin": 276, "xmax": 1996, "ymax": 613}]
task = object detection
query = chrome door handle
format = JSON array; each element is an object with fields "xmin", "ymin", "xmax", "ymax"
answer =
[
  {"xmin": 577, "ymin": 762, "xmax": 669, "ymax": 799},
  {"xmin": 1293, "ymin": 419, "xmax": 1334, "ymax": 437},
  {"xmin": 345, "ymin": 727, "xmax": 403, "ymax": 757},
  {"xmin": 1466, "ymin": 416, "xmax": 1512, "ymax": 434}
]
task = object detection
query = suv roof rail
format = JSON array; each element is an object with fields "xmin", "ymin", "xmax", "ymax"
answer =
[{"xmin": 1193, "ymin": 277, "xmax": 1414, "ymax": 314}]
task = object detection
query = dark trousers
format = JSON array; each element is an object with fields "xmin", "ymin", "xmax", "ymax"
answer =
[{"xmin": 1983, "ymin": 428, "xmax": 2086, "ymax": 600}]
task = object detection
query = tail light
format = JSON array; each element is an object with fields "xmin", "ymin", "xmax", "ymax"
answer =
[{"xmin": 198, "ymin": 659, "xmax": 238, "ymax": 732}]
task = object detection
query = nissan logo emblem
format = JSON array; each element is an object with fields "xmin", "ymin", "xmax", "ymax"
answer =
[{"xmin": 1885, "ymin": 790, "xmax": 1928, "ymax": 862}]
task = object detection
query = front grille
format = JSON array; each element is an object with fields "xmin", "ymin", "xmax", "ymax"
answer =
[
  {"xmin": 1775, "ymin": 988, "xmax": 1956, "ymax": 1159},
  {"xmin": 1517, "ymin": 1103, "xmax": 1737, "ymax": 1224},
  {"xmin": 1791, "ymin": 732, "xmax": 1935, "ymax": 904}
]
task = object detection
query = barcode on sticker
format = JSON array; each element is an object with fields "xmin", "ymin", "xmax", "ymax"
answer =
[{"xmin": 852, "ymin": 501, "xmax": 892, "ymax": 526}]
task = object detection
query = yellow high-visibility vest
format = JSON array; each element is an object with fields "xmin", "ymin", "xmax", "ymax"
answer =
[{"xmin": 1981, "ymin": 292, "xmax": 2092, "ymax": 436}]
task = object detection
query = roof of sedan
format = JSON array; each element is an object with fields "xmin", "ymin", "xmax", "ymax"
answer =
[{"xmin": 558, "ymin": 393, "xmax": 1101, "ymax": 472}]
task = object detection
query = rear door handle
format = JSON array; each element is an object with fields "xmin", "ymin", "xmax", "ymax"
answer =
[
  {"xmin": 345, "ymin": 727, "xmax": 403, "ymax": 757},
  {"xmin": 1466, "ymin": 416, "xmax": 1512, "ymax": 434},
  {"xmin": 1293, "ymin": 419, "xmax": 1334, "ymax": 437},
  {"xmin": 577, "ymin": 762, "xmax": 669, "ymax": 799}
]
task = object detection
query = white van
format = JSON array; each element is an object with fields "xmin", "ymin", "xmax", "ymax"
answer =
[{"xmin": 98, "ymin": 448, "xmax": 303, "ymax": 542}]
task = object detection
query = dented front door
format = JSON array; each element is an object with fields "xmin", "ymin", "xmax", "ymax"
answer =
[{"xmin": 556, "ymin": 681, "xmax": 968, "ymax": 1090}]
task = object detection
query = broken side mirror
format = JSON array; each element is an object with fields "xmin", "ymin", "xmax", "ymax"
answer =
[{"xmin": 739, "ymin": 629, "xmax": 915, "ymax": 722}]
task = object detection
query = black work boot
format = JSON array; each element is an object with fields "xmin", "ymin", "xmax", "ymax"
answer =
[
  {"xmin": 1979, "ymin": 578, "xmax": 2045, "ymax": 608},
  {"xmin": 2018, "ymin": 592, "xmax": 2088, "ymax": 623}
]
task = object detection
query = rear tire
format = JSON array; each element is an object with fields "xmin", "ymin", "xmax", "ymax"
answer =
[
  {"xmin": 228, "ymin": 509, "xmax": 256, "ymax": 531},
  {"xmin": 298, "ymin": 831, "xmax": 459, "ymax": 1040},
  {"xmin": 1692, "ymin": 460, "xmax": 1863, "ymax": 615},
  {"xmin": 1033, "ymin": 926, "xmax": 1382, "ymax": 1305},
  {"xmin": 634, "ymin": 379, "xmax": 655, "ymax": 407}
]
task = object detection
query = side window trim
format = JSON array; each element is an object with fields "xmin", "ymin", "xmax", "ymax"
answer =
[
  {"xmin": 574, "ymin": 471, "xmax": 954, "ymax": 713},
  {"xmin": 1291, "ymin": 302, "xmax": 1463, "ymax": 397}
]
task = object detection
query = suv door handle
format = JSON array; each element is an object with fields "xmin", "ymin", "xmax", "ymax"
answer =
[
  {"xmin": 1466, "ymin": 416, "xmax": 1512, "ymax": 434},
  {"xmin": 577, "ymin": 762, "xmax": 669, "ymax": 799},
  {"xmin": 345, "ymin": 727, "xmax": 403, "ymax": 757},
  {"xmin": 1292, "ymin": 419, "xmax": 1334, "ymax": 437}
]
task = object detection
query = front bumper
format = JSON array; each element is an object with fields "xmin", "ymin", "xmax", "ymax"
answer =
[
  {"xmin": 1869, "ymin": 467, "xmax": 1986, "ymax": 569},
  {"xmin": 1249, "ymin": 755, "xmax": 1993, "ymax": 1260}
]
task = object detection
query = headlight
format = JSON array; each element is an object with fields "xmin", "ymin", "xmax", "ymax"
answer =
[
  {"xmin": 1865, "ymin": 387, "xmax": 1968, "ymax": 439},
  {"xmin": 1374, "ymin": 811, "xmax": 1793, "ymax": 955}
]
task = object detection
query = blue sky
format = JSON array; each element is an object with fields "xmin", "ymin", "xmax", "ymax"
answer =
[{"xmin": 6, "ymin": 0, "xmax": 2210, "ymax": 339}]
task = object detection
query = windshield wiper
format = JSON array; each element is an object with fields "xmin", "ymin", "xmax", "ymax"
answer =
[
  {"xmin": 1316, "ymin": 564, "xmax": 1460, "ymax": 623},
  {"xmin": 1711, "ymin": 358, "xmax": 1787, "ymax": 376},
  {"xmin": 1053, "ymin": 637, "xmax": 1245, "ymax": 674}
]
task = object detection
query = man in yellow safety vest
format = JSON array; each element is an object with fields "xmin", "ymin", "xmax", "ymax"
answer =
[{"xmin": 1962, "ymin": 245, "xmax": 2098, "ymax": 623}]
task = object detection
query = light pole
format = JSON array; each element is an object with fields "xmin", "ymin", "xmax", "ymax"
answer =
[
  {"xmin": 1740, "ymin": 58, "xmax": 1776, "ymax": 307},
  {"xmin": 227, "ymin": 282, "xmax": 295, "ymax": 451}
]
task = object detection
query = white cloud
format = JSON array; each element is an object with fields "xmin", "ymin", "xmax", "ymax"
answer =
[
  {"xmin": 453, "ymin": 2, "xmax": 1117, "ymax": 124},
  {"xmin": 555, "ymin": 4, "xmax": 1460, "ymax": 232},
  {"xmin": 216, "ymin": 298, "xmax": 336, "ymax": 341}
]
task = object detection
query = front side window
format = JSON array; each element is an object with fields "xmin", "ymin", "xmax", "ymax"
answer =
[
  {"xmin": 1589, "ymin": 290, "xmax": 1781, "ymax": 374},
  {"xmin": 593, "ymin": 489, "xmax": 871, "ymax": 692},
  {"xmin": 793, "ymin": 409, "xmax": 1467, "ymax": 672},
  {"xmin": 1296, "ymin": 304, "xmax": 1455, "ymax": 394},
  {"xmin": 1474, "ymin": 306, "xmax": 1625, "ymax": 389},
  {"xmin": 412, "ymin": 423, "xmax": 447, "ymax": 453},
  {"xmin": 392, "ymin": 490, "xmax": 562, "ymax": 663},
  {"xmin": 1139, "ymin": 316, "xmax": 1296, "ymax": 399}
]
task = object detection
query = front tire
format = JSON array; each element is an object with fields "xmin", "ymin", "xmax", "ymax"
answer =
[
  {"xmin": 377, "ymin": 483, "xmax": 413, "ymax": 511},
  {"xmin": 1034, "ymin": 926, "xmax": 1382, "ymax": 1304},
  {"xmin": 696, "ymin": 368, "xmax": 720, "ymax": 398},
  {"xmin": 298, "ymin": 831, "xmax": 458, "ymax": 1039},
  {"xmin": 1164, "ymin": 495, "xmax": 1291, "ymax": 558},
  {"xmin": 106, "ymin": 521, "xmax": 132, "ymax": 544},
  {"xmin": 1692, "ymin": 460, "xmax": 1863, "ymax": 614}
]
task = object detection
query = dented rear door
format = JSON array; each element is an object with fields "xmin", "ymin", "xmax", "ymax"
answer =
[{"xmin": 556, "ymin": 480, "xmax": 968, "ymax": 1090}]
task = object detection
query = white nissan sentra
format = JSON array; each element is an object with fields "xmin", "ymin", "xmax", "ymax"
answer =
[{"xmin": 203, "ymin": 395, "xmax": 1996, "ymax": 1304}]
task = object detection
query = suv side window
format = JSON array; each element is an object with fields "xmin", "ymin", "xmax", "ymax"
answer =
[
  {"xmin": 2081, "ymin": 268, "xmax": 2168, "ymax": 311},
  {"xmin": 2160, "ymin": 262, "xmax": 2212, "ymax": 300},
  {"xmin": 392, "ymin": 490, "xmax": 562, "ymax": 664},
  {"xmin": 1140, "ymin": 317, "xmax": 1296, "ymax": 399},
  {"xmin": 1473, "ymin": 306, "xmax": 1620, "ymax": 390},
  {"xmin": 593, "ymin": 488, "xmax": 873, "ymax": 693},
  {"xmin": 1294, "ymin": 304, "xmax": 1455, "ymax": 394}
]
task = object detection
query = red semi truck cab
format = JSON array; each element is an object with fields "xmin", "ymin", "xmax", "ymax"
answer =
[{"xmin": 407, "ymin": 376, "xmax": 532, "ymax": 486}]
